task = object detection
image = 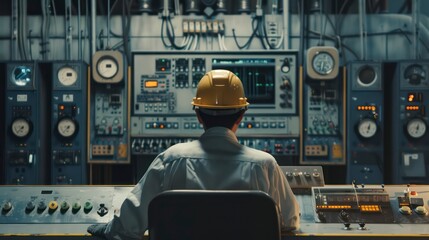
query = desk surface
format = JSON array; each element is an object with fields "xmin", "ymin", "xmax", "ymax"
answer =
[{"xmin": 0, "ymin": 185, "xmax": 428, "ymax": 239}]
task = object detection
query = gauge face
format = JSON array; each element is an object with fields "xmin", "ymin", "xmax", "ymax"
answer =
[
  {"xmin": 406, "ymin": 118, "xmax": 427, "ymax": 138},
  {"xmin": 312, "ymin": 52, "xmax": 334, "ymax": 75},
  {"xmin": 97, "ymin": 58, "xmax": 118, "ymax": 79},
  {"xmin": 11, "ymin": 118, "xmax": 32, "ymax": 138},
  {"xmin": 57, "ymin": 118, "xmax": 78, "ymax": 138},
  {"xmin": 404, "ymin": 64, "xmax": 426, "ymax": 85},
  {"xmin": 58, "ymin": 67, "xmax": 78, "ymax": 86},
  {"xmin": 357, "ymin": 118, "xmax": 377, "ymax": 138},
  {"xmin": 358, "ymin": 65, "xmax": 377, "ymax": 86},
  {"xmin": 11, "ymin": 66, "xmax": 32, "ymax": 87}
]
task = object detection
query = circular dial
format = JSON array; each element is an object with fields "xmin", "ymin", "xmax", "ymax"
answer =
[
  {"xmin": 11, "ymin": 66, "xmax": 32, "ymax": 87},
  {"xmin": 357, "ymin": 118, "xmax": 377, "ymax": 138},
  {"xmin": 312, "ymin": 52, "xmax": 335, "ymax": 75},
  {"xmin": 58, "ymin": 67, "xmax": 78, "ymax": 86},
  {"xmin": 97, "ymin": 58, "xmax": 118, "ymax": 79},
  {"xmin": 358, "ymin": 65, "xmax": 377, "ymax": 86},
  {"xmin": 404, "ymin": 64, "xmax": 426, "ymax": 85},
  {"xmin": 11, "ymin": 118, "xmax": 32, "ymax": 138},
  {"xmin": 406, "ymin": 118, "xmax": 427, "ymax": 138},
  {"xmin": 57, "ymin": 118, "xmax": 78, "ymax": 138}
]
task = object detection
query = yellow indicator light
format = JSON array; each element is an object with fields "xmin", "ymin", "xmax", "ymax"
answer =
[
  {"xmin": 357, "ymin": 106, "xmax": 377, "ymax": 111},
  {"xmin": 145, "ymin": 80, "xmax": 159, "ymax": 88},
  {"xmin": 360, "ymin": 205, "xmax": 381, "ymax": 212},
  {"xmin": 316, "ymin": 205, "xmax": 352, "ymax": 209},
  {"xmin": 406, "ymin": 105, "xmax": 420, "ymax": 111}
]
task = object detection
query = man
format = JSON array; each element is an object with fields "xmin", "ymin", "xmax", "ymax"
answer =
[{"xmin": 88, "ymin": 69, "xmax": 300, "ymax": 239}]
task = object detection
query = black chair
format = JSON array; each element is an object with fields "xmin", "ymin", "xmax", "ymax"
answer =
[{"xmin": 148, "ymin": 190, "xmax": 281, "ymax": 240}]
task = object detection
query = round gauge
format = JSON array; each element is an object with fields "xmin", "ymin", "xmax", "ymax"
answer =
[
  {"xmin": 357, "ymin": 118, "xmax": 377, "ymax": 138},
  {"xmin": 97, "ymin": 57, "xmax": 118, "ymax": 79},
  {"xmin": 406, "ymin": 118, "xmax": 427, "ymax": 138},
  {"xmin": 357, "ymin": 65, "xmax": 377, "ymax": 87},
  {"xmin": 312, "ymin": 52, "xmax": 335, "ymax": 75},
  {"xmin": 11, "ymin": 66, "xmax": 32, "ymax": 87},
  {"xmin": 58, "ymin": 66, "xmax": 78, "ymax": 86},
  {"xmin": 57, "ymin": 118, "xmax": 78, "ymax": 138},
  {"xmin": 404, "ymin": 64, "xmax": 426, "ymax": 85},
  {"xmin": 11, "ymin": 118, "xmax": 32, "ymax": 138}
]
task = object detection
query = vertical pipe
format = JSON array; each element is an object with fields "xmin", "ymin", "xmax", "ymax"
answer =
[
  {"xmin": 91, "ymin": 0, "xmax": 96, "ymax": 55},
  {"xmin": 282, "ymin": 0, "xmax": 289, "ymax": 49},
  {"xmin": 11, "ymin": 0, "xmax": 18, "ymax": 60},
  {"xmin": 163, "ymin": 0, "xmax": 169, "ymax": 17},
  {"xmin": 65, "ymin": 0, "xmax": 72, "ymax": 60},
  {"xmin": 412, "ymin": 0, "xmax": 420, "ymax": 59},
  {"xmin": 78, "ymin": 0, "xmax": 82, "ymax": 60},
  {"xmin": 358, "ymin": 0, "xmax": 367, "ymax": 60},
  {"xmin": 107, "ymin": 0, "xmax": 111, "ymax": 48}
]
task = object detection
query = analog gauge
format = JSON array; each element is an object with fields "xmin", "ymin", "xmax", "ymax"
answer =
[
  {"xmin": 57, "ymin": 118, "xmax": 78, "ymax": 138},
  {"xmin": 357, "ymin": 65, "xmax": 377, "ymax": 87},
  {"xmin": 97, "ymin": 57, "xmax": 118, "ymax": 79},
  {"xmin": 11, "ymin": 118, "xmax": 32, "ymax": 138},
  {"xmin": 58, "ymin": 66, "xmax": 78, "ymax": 86},
  {"xmin": 357, "ymin": 118, "xmax": 377, "ymax": 138},
  {"xmin": 312, "ymin": 52, "xmax": 335, "ymax": 75},
  {"xmin": 406, "ymin": 118, "xmax": 427, "ymax": 138},
  {"xmin": 404, "ymin": 64, "xmax": 426, "ymax": 85},
  {"xmin": 11, "ymin": 66, "xmax": 32, "ymax": 87}
]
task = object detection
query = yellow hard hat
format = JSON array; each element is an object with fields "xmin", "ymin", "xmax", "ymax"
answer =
[{"xmin": 192, "ymin": 69, "xmax": 249, "ymax": 109}]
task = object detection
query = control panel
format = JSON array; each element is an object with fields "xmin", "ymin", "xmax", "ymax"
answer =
[
  {"xmin": 89, "ymin": 51, "xmax": 130, "ymax": 164},
  {"xmin": 0, "ymin": 186, "xmax": 132, "ymax": 235},
  {"xmin": 4, "ymin": 62, "xmax": 49, "ymax": 184},
  {"xmin": 390, "ymin": 61, "xmax": 429, "ymax": 184},
  {"xmin": 131, "ymin": 51, "xmax": 299, "ymax": 156},
  {"xmin": 301, "ymin": 69, "xmax": 345, "ymax": 165},
  {"xmin": 346, "ymin": 62, "xmax": 384, "ymax": 184},
  {"xmin": 310, "ymin": 185, "xmax": 429, "ymax": 225},
  {"xmin": 280, "ymin": 166, "xmax": 325, "ymax": 194},
  {"xmin": 51, "ymin": 61, "xmax": 88, "ymax": 184}
]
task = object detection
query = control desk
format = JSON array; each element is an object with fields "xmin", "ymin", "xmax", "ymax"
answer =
[{"xmin": 1, "ymin": 169, "xmax": 428, "ymax": 239}]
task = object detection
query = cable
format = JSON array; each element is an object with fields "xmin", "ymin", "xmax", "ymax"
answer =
[
  {"xmin": 161, "ymin": 18, "xmax": 172, "ymax": 48},
  {"xmin": 232, "ymin": 17, "xmax": 259, "ymax": 49},
  {"xmin": 165, "ymin": 16, "xmax": 187, "ymax": 49}
]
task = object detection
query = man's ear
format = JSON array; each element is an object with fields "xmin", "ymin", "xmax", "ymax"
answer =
[{"xmin": 195, "ymin": 109, "xmax": 203, "ymax": 124}]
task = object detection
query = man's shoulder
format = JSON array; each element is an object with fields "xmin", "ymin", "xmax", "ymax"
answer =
[{"xmin": 240, "ymin": 145, "xmax": 277, "ymax": 163}]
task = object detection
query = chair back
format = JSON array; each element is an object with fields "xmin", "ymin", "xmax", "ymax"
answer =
[{"xmin": 148, "ymin": 190, "xmax": 281, "ymax": 240}]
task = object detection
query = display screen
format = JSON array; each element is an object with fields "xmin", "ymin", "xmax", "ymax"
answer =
[
  {"xmin": 145, "ymin": 80, "xmax": 159, "ymax": 88},
  {"xmin": 212, "ymin": 59, "xmax": 275, "ymax": 105}
]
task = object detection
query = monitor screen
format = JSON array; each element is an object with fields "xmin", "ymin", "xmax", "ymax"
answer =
[{"xmin": 212, "ymin": 59, "xmax": 275, "ymax": 105}]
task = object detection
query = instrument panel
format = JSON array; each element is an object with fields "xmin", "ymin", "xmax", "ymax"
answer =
[
  {"xmin": 131, "ymin": 51, "xmax": 300, "ymax": 156},
  {"xmin": 1, "ymin": 184, "xmax": 429, "ymax": 239}
]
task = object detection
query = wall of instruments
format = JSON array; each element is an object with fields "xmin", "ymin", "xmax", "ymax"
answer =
[
  {"xmin": 2, "ymin": 61, "xmax": 88, "ymax": 185},
  {"xmin": 1, "ymin": 167, "xmax": 429, "ymax": 239},
  {"xmin": 2, "ymin": 54, "xmax": 429, "ymax": 185}
]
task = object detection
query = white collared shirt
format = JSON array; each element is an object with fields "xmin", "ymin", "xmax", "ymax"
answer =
[{"xmin": 105, "ymin": 127, "xmax": 300, "ymax": 239}]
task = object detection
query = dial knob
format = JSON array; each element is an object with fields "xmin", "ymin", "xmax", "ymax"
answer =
[
  {"xmin": 406, "ymin": 118, "xmax": 427, "ymax": 139},
  {"xmin": 58, "ymin": 66, "xmax": 78, "ymax": 86},
  {"xmin": 11, "ymin": 118, "xmax": 32, "ymax": 139},
  {"xmin": 404, "ymin": 64, "xmax": 426, "ymax": 85},
  {"xmin": 312, "ymin": 52, "xmax": 335, "ymax": 75},
  {"xmin": 357, "ymin": 118, "xmax": 377, "ymax": 138},
  {"xmin": 97, "ymin": 57, "xmax": 118, "ymax": 79},
  {"xmin": 11, "ymin": 66, "xmax": 32, "ymax": 87},
  {"xmin": 57, "ymin": 118, "xmax": 78, "ymax": 139}
]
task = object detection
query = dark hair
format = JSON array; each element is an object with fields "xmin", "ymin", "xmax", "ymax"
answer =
[{"xmin": 197, "ymin": 109, "xmax": 245, "ymax": 129}]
